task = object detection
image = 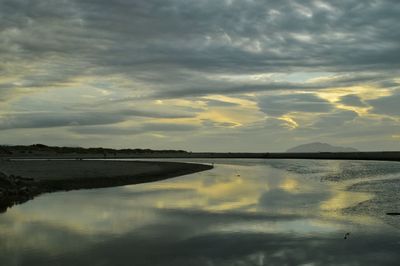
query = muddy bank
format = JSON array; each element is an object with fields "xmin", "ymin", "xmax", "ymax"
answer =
[{"xmin": 0, "ymin": 160, "xmax": 213, "ymax": 212}]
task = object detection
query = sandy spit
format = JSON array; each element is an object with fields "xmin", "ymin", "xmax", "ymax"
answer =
[{"xmin": 0, "ymin": 160, "xmax": 213, "ymax": 212}]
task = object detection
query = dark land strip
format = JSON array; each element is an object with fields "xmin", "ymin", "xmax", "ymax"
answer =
[{"xmin": 0, "ymin": 160, "xmax": 213, "ymax": 213}]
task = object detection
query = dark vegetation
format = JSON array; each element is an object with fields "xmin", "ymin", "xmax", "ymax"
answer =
[
  {"xmin": 0, "ymin": 144, "xmax": 187, "ymax": 156},
  {"xmin": 1, "ymin": 144, "xmax": 400, "ymax": 161}
]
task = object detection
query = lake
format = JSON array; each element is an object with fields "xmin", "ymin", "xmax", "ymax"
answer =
[{"xmin": 1, "ymin": 159, "xmax": 400, "ymax": 266}]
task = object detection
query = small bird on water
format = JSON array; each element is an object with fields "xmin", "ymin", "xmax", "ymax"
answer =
[{"xmin": 344, "ymin": 232, "xmax": 351, "ymax": 240}]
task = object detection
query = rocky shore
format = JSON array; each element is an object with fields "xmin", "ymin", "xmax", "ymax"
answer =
[{"xmin": 0, "ymin": 172, "xmax": 42, "ymax": 212}]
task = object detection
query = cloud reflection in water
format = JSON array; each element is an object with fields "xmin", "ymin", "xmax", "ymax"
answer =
[{"xmin": 1, "ymin": 159, "xmax": 399, "ymax": 265}]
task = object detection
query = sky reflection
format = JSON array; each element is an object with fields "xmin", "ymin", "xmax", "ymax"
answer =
[{"xmin": 1, "ymin": 159, "xmax": 400, "ymax": 265}]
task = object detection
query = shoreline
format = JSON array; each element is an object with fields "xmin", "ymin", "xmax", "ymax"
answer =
[
  {"xmin": 344, "ymin": 177, "xmax": 400, "ymax": 229},
  {"xmin": 0, "ymin": 160, "xmax": 213, "ymax": 213},
  {"xmin": 2, "ymin": 151, "xmax": 400, "ymax": 162}
]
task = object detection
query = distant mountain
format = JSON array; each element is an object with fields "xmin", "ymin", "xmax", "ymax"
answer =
[{"xmin": 287, "ymin": 142, "xmax": 358, "ymax": 153}]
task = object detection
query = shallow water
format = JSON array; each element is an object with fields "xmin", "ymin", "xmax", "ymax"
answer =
[{"xmin": 1, "ymin": 159, "xmax": 400, "ymax": 266}]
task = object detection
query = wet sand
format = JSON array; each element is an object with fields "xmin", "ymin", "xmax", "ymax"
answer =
[
  {"xmin": 0, "ymin": 160, "xmax": 213, "ymax": 212},
  {"xmin": 344, "ymin": 177, "xmax": 400, "ymax": 228}
]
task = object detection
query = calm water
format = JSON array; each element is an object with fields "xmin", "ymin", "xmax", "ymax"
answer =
[{"xmin": 1, "ymin": 159, "xmax": 400, "ymax": 266}]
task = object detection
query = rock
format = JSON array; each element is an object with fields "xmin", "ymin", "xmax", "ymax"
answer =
[
  {"xmin": 7, "ymin": 189, "xmax": 17, "ymax": 196},
  {"xmin": 20, "ymin": 177, "xmax": 34, "ymax": 182},
  {"xmin": 0, "ymin": 172, "xmax": 8, "ymax": 179},
  {"xmin": 0, "ymin": 171, "xmax": 37, "ymax": 209},
  {"xmin": 19, "ymin": 186, "xmax": 32, "ymax": 197},
  {"xmin": 0, "ymin": 172, "xmax": 13, "ymax": 187}
]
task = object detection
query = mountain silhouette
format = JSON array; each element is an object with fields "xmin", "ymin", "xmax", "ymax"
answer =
[{"xmin": 287, "ymin": 142, "xmax": 358, "ymax": 153}]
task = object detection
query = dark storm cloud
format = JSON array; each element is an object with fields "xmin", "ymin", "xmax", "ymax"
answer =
[
  {"xmin": 0, "ymin": 110, "xmax": 195, "ymax": 130},
  {"xmin": 367, "ymin": 93, "xmax": 400, "ymax": 116},
  {"xmin": 258, "ymin": 93, "xmax": 333, "ymax": 116},
  {"xmin": 2, "ymin": 0, "xmax": 400, "ymax": 96},
  {"xmin": 142, "ymin": 123, "xmax": 198, "ymax": 132},
  {"xmin": 71, "ymin": 123, "xmax": 199, "ymax": 135},
  {"xmin": 0, "ymin": 0, "xmax": 86, "ymax": 56},
  {"xmin": 338, "ymin": 94, "xmax": 368, "ymax": 107},
  {"xmin": 77, "ymin": 0, "xmax": 400, "ymax": 73},
  {"xmin": 1, "ymin": 0, "xmax": 400, "ymax": 149},
  {"xmin": 201, "ymin": 119, "xmax": 237, "ymax": 128},
  {"xmin": 0, "ymin": 112, "xmax": 121, "ymax": 130},
  {"xmin": 152, "ymin": 81, "xmax": 325, "ymax": 99},
  {"xmin": 312, "ymin": 110, "xmax": 359, "ymax": 129},
  {"xmin": 0, "ymin": 86, "xmax": 23, "ymax": 102},
  {"xmin": 150, "ymin": 71, "xmax": 400, "ymax": 99},
  {"xmin": 204, "ymin": 99, "xmax": 239, "ymax": 107}
]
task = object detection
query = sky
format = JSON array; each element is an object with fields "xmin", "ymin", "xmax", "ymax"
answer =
[{"xmin": 0, "ymin": 0, "xmax": 399, "ymax": 152}]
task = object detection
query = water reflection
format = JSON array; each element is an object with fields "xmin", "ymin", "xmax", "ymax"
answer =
[{"xmin": 1, "ymin": 159, "xmax": 400, "ymax": 265}]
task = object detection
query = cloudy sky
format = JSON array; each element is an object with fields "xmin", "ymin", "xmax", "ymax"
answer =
[{"xmin": 1, "ymin": 0, "xmax": 399, "ymax": 151}]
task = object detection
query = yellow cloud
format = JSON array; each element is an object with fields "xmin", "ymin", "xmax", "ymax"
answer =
[
  {"xmin": 314, "ymin": 85, "xmax": 393, "ymax": 117},
  {"xmin": 196, "ymin": 95, "xmax": 264, "ymax": 127},
  {"xmin": 154, "ymin": 98, "xmax": 206, "ymax": 109},
  {"xmin": 198, "ymin": 109, "xmax": 246, "ymax": 127},
  {"xmin": 145, "ymin": 96, "xmax": 264, "ymax": 128},
  {"xmin": 279, "ymin": 178, "xmax": 299, "ymax": 192},
  {"xmin": 278, "ymin": 115, "xmax": 299, "ymax": 129},
  {"xmin": 316, "ymin": 85, "xmax": 392, "ymax": 102}
]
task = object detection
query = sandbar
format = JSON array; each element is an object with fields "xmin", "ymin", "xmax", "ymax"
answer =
[{"xmin": 0, "ymin": 160, "xmax": 213, "ymax": 212}]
